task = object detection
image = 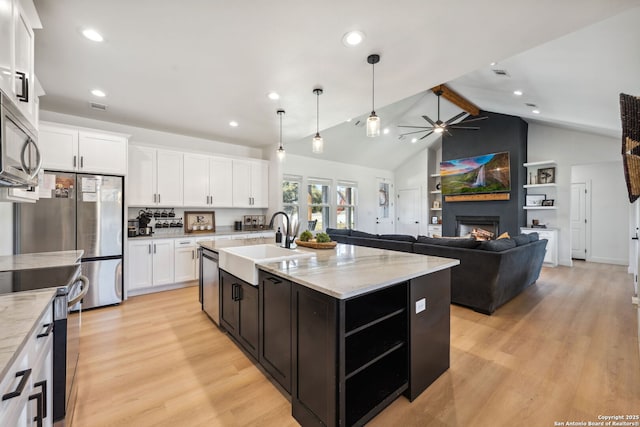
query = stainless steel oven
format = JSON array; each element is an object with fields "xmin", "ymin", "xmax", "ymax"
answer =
[{"xmin": 0, "ymin": 90, "xmax": 41, "ymax": 187}]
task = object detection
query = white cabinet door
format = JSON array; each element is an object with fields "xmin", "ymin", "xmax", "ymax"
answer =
[
  {"xmin": 251, "ymin": 161, "xmax": 269, "ymax": 208},
  {"xmin": 210, "ymin": 156, "xmax": 233, "ymax": 207},
  {"xmin": 13, "ymin": 2, "xmax": 35, "ymax": 126},
  {"xmin": 183, "ymin": 154, "xmax": 209, "ymax": 207},
  {"xmin": 156, "ymin": 150, "xmax": 183, "ymax": 207},
  {"xmin": 152, "ymin": 239, "xmax": 175, "ymax": 285},
  {"xmin": 78, "ymin": 131, "xmax": 127, "ymax": 175},
  {"xmin": 0, "ymin": 0, "xmax": 13, "ymax": 97},
  {"xmin": 128, "ymin": 240, "xmax": 153, "ymax": 290},
  {"xmin": 128, "ymin": 146, "xmax": 156, "ymax": 206},
  {"xmin": 232, "ymin": 160, "xmax": 252, "ymax": 207},
  {"xmin": 39, "ymin": 125, "xmax": 78, "ymax": 171},
  {"xmin": 174, "ymin": 240, "xmax": 196, "ymax": 282}
]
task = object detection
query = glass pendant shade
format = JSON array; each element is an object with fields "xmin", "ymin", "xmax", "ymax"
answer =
[
  {"xmin": 277, "ymin": 145, "xmax": 285, "ymax": 160},
  {"xmin": 366, "ymin": 112, "xmax": 380, "ymax": 137},
  {"xmin": 312, "ymin": 133, "xmax": 323, "ymax": 153},
  {"xmin": 276, "ymin": 109, "xmax": 285, "ymax": 161}
]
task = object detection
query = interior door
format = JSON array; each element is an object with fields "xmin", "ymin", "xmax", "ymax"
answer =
[
  {"xmin": 571, "ymin": 182, "xmax": 587, "ymax": 259},
  {"xmin": 396, "ymin": 188, "xmax": 420, "ymax": 236},
  {"xmin": 375, "ymin": 178, "xmax": 394, "ymax": 234}
]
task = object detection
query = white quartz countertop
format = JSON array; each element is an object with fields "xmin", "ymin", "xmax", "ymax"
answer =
[
  {"xmin": 198, "ymin": 237, "xmax": 276, "ymax": 252},
  {"xmin": 257, "ymin": 244, "xmax": 460, "ymax": 299},
  {"xmin": 0, "ymin": 250, "xmax": 83, "ymax": 273},
  {"xmin": 0, "ymin": 288, "xmax": 57, "ymax": 380}
]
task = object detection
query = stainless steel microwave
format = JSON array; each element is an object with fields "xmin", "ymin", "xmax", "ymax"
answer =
[{"xmin": 0, "ymin": 90, "xmax": 41, "ymax": 187}]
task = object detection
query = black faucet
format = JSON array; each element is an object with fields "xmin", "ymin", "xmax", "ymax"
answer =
[{"xmin": 269, "ymin": 211, "xmax": 291, "ymax": 248}]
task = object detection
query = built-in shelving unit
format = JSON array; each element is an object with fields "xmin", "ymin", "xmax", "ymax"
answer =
[
  {"xmin": 343, "ymin": 283, "xmax": 408, "ymax": 426},
  {"xmin": 523, "ymin": 160, "xmax": 558, "ymax": 214},
  {"xmin": 523, "ymin": 206, "xmax": 557, "ymax": 210},
  {"xmin": 523, "ymin": 183, "xmax": 557, "ymax": 189}
]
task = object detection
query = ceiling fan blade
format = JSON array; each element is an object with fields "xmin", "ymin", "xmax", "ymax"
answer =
[
  {"xmin": 445, "ymin": 129, "xmax": 453, "ymax": 137},
  {"xmin": 449, "ymin": 125, "xmax": 481, "ymax": 130},
  {"xmin": 458, "ymin": 116, "xmax": 488, "ymax": 124},
  {"xmin": 445, "ymin": 112, "xmax": 468, "ymax": 125},
  {"xmin": 399, "ymin": 129, "xmax": 434, "ymax": 137},
  {"xmin": 397, "ymin": 125, "xmax": 433, "ymax": 129},
  {"xmin": 419, "ymin": 131, "xmax": 435, "ymax": 140},
  {"xmin": 421, "ymin": 115, "xmax": 437, "ymax": 127}
]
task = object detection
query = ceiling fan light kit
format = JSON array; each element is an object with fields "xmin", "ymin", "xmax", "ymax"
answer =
[
  {"xmin": 367, "ymin": 54, "xmax": 381, "ymax": 137},
  {"xmin": 276, "ymin": 109, "xmax": 285, "ymax": 161},
  {"xmin": 313, "ymin": 88, "xmax": 324, "ymax": 154}
]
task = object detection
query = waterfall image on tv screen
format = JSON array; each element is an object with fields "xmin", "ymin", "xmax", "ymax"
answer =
[{"xmin": 440, "ymin": 151, "xmax": 511, "ymax": 196}]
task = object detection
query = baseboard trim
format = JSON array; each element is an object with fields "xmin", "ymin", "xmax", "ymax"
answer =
[
  {"xmin": 588, "ymin": 257, "xmax": 628, "ymax": 266},
  {"xmin": 128, "ymin": 280, "xmax": 198, "ymax": 297}
]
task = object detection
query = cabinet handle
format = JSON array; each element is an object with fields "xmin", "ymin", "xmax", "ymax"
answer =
[
  {"xmin": 237, "ymin": 284, "xmax": 243, "ymax": 301},
  {"xmin": 148, "ymin": 244, "xmax": 151, "ymax": 254},
  {"xmin": 15, "ymin": 71, "xmax": 28, "ymax": 102},
  {"xmin": 192, "ymin": 250, "xmax": 195, "ymax": 259},
  {"xmin": 267, "ymin": 277, "xmax": 282, "ymax": 284},
  {"xmin": 154, "ymin": 244, "xmax": 157, "ymax": 254},
  {"xmin": 34, "ymin": 380, "xmax": 47, "ymax": 418},
  {"xmin": 73, "ymin": 155, "xmax": 77, "ymax": 168},
  {"xmin": 80, "ymin": 156, "xmax": 84, "ymax": 168},
  {"xmin": 158, "ymin": 194, "xmax": 161, "ymax": 204},
  {"xmin": 232, "ymin": 284, "xmax": 237, "ymax": 301},
  {"xmin": 29, "ymin": 390, "xmax": 44, "ymax": 427},
  {"xmin": 37, "ymin": 323, "xmax": 54, "ymax": 338},
  {"xmin": 2, "ymin": 369, "xmax": 31, "ymax": 401}
]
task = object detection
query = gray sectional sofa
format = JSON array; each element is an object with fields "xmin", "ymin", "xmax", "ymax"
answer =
[{"xmin": 326, "ymin": 228, "xmax": 547, "ymax": 314}]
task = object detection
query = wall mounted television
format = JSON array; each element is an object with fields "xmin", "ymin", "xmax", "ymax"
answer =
[{"xmin": 440, "ymin": 151, "xmax": 511, "ymax": 196}]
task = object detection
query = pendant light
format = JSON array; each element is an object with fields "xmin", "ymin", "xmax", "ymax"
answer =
[
  {"xmin": 312, "ymin": 88, "xmax": 324, "ymax": 154},
  {"xmin": 366, "ymin": 54, "xmax": 381, "ymax": 137},
  {"xmin": 276, "ymin": 109, "xmax": 286, "ymax": 161}
]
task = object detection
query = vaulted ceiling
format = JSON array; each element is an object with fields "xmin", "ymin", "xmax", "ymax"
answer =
[{"xmin": 33, "ymin": 1, "xmax": 640, "ymax": 170}]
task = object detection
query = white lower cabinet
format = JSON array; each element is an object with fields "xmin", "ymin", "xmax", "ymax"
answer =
[
  {"xmin": 521, "ymin": 227, "xmax": 558, "ymax": 267},
  {"xmin": 0, "ymin": 304, "xmax": 53, "ymax": 427},
  {"xmin": 174, "ymin": 239, "xmax": 197, "ymax": 282},
  {"xmin": 128, "ymin": 238, "xmax": 175, "ymax": 290}
]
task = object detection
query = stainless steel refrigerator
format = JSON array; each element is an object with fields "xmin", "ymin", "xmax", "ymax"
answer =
[{"xmin": 14, "ymin": 171, "xmax": 124, "ymax": 309}]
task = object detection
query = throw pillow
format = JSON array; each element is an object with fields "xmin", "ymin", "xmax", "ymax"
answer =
[
  {"xmin": 497, "ymin": 232, "xmax": 510, "ymax": 239},
  {"xmin": 379, "ymin": 234, "xmax": 416, "ymax": 242},
  {"xmin": 351, "ymin": 230, "xmax": 378, "ymax": 239},
  {"xmin": 527, "ymin": 232, "xmax": 539, "ymax": 242},
  {"xmin": 479, "ymin": 238, "xmax": 517, "ymax": 252},
  {"xmin": 513, "ymin": 234, "xmax": 531, "ymax": 246}
]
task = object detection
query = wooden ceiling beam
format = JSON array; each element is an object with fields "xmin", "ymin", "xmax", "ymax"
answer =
[{"xmin": 431, "ymin": 84, "xmax": 480, "ymax": 116}]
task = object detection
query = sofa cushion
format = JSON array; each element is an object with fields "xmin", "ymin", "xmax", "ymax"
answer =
[
  {"xmin": 326, "ymin": 227, "xmax": 351, "ymax": 236},
  {"xmin": 351, "ymin": 230, "xmax": 378, "ymax": 239},
  {"xmin": 527, "ymin": 232, "xmax": 539, "ymax": 242},
  {"xmin": 479, "ymin": 238, "xmax": 517, "ymax": 252},
  {"xmin": 379, "ymin": 234, "xmax": 416, "ymax": 242},
  {"xmin": 513, "ymin": 234, "xmax": 531, "ymax": 246},
  {"xmin": 416, "ymin": 235, "xmax": 480, "ymax": 249}
]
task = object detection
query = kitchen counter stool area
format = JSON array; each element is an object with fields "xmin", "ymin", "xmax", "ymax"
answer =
[{"xmin": 201, "ymin": 244, "xmax": 457, "ymax": 427}]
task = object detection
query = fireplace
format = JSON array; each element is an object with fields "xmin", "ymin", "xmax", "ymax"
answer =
[{"xmin": 456, "ymin": 216, "xmax": 500, "ymax": 240}]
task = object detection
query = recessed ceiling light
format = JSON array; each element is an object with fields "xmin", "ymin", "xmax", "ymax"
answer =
[
  {"xmin": 513, "ymin": 90, "xmax": 523, "ymax": 96},
  {"xmin": 229, "ymin": 121, "xmax": 239, "ymax": 127},
  {"xmin": 91, "ymin": 89, "xmax": 106, "ymax": 97},
  {"xmin": 383, "ymin": 128, "xmax": 390, "ymax": 135},
  {"xmin": 346, "ymin": 118, "xmax": 352, "ymax": 122},
  {"xmin": 342, "ymin": 30, "xmax": 365, "ymax": 47},
  {"xmin": 267, "ymin": 92, "xmax": 280, "ymax": 100},
  {"xmin": 411, "ymin": 138, "xmax": 417, "ymax": 143},
  {"xmin": 490, "ymin": 62, "xmax": 497, "ymax": 66},
  {"xmin": 532, "ymin": 109, "xmax": 540, "ymax": 114},
  {"xmin": 82, "ymin": 28, "xmax": 103, "ymax": 42}
]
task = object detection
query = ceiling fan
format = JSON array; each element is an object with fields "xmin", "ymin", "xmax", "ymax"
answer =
[{"xmin": 398, "ymin": 90, "xmax": 487, "ymax": 140}]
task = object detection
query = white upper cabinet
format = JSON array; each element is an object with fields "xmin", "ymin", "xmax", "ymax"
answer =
[
  {"xmin": 183, "ymin": 154, "xmax": 233, "ymax": 207},
  {"xmin": 128, "ymin": 146, "xmax": 183, "ymax": 207},
  {"xmin": 232, "ymin": 159, "xmax": 268, "ymax": 208},
  {"xmin": 39, "ymin": 122, "xmax": 128, "ymax": 175},
  {"xmin": 0, "ymin": 0, "xmax": 40, "ymax": 128}
]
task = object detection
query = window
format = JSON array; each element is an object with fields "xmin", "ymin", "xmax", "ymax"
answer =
[
  {"xmin": 282, "ymin": 176, "xmax": 301, "ymax": 225},
  {"xmin": 337, "ymin": 181, "xmax": 357, "ymax": 229},
  {"xmin": 308, "ymin": 179, "xmax": 330, "ymax": 231}
]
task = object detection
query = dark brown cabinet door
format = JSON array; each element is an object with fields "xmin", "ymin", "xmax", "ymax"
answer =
[
  {"xmin": 237, "ymin": 282, "xmax": 259, "ymax": 359},
  {"xmin": 259, "ymin": 272, "xmax": 292, "ymax": 393},
  {"xmin": 220, "ymin": 270, "xmax": 238, "ymax": 334}
]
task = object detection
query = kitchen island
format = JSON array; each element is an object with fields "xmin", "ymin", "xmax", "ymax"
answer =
[{"xmin": 200, "ymin": 242, "xmax": 459, "ymax": 427}]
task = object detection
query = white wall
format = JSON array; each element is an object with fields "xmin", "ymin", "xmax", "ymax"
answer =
[
  {"xmin": 0, "ymin": 203, "xmax": 12, "ymax": 255},
  {"xmin": 528, "ymin": 123, "xmax": 625, "ymax": 266},
  {"xmin": 572, "ymin": 162, "xmax": 628, "ymax": 265},
  {"xmin": 394, "ymin": 149, "xmax": 429, "ymax": 236},
  {"xmin": 281, "ymin": 154, "xmax": 393, "ymax": 233}
]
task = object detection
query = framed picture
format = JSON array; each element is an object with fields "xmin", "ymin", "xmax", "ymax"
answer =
[
  {"xmin": 525, "ymin": 194, "xmax": 546, "ymax": 206},
  {"xmin": 542, "ymin": 199, "xmax": 555, "ymax": 206},
  {"xmin": 537, "ymin": 167, "xmax": 556, "ymax": 184},
  {"xmin": 432, "ymin": 200, "xmax": 441, "ymax": 209},
  {"xmin": 431, "ymin": 216, "xmax": 438, "ymax": 224},
  {"xmin": 185, "ymin": 211, "xmax": 215, "ymax": 233}
]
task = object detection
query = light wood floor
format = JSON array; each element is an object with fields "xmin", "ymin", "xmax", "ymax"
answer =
[{"xmin": 73, "ymin": 262, "xmax": 640, "ymax": 427}]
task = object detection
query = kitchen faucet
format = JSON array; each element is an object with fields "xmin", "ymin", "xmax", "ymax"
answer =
[{"xmin": 269, "ymin": 211, "xmax": 291, "ymax": 248}]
